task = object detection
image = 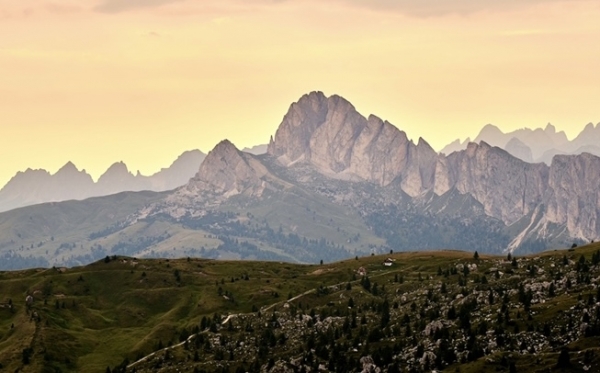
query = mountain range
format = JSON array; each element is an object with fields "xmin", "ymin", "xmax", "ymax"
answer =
[
  {"xmin": 0, "ymin": 150, "xmax": 205, "ymax": 213},
  {"xmin": 0, "ymin": 91, "xmax": 598, "ymax": 270},
  {"xmin": 3, "ymin": 116, "xmax": 596, "ymax": 215},
  {"xmin": 441, "ymin": 122, "xmax": 600, "ymax": 164}
]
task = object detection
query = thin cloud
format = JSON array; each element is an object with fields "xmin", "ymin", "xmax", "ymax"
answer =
[
  {"xmin": 501, "ymin": 29, "xmax": 551, "ymax": 36},
  {"xmin": 90, "ymin": 0, "xmax": 574, "ymax": 17},
  {"xmin": 336, "ymin": 0, "xmax": 569, "ymax": 17},
  {"xmin": 46, "ymin": 3, "xmax": 83, "ymax": 14},
  {"xmin": 94, "ymin": 0, "xmax": 187, "ymax": 13}
]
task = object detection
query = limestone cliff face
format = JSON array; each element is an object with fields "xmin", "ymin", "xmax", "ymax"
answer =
[
  {"xmin": 268, "ymin": 91, "xmax": 329, "ymax": 164},
  {"xmin": 546, "ymin": 153, "xmax": 600, "ymax": 239},
  {"xmin": 436, "ymin": 142, "xmax": 548, "ymax": 224},
  {"xmin": 186, "ymin": 140, "xmax": 272, "ymax": 198},
  {"xmin": 268, "ymin": 91, "xmax": 437, "ymax": 196},
  {"xmin": 434, "ymin": 142, "xmax": 600, "ymax": 240}
]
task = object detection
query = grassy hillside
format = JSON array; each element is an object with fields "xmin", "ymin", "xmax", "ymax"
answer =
[
  {"xmin": 0, "ymin": 184, "xmax": 386, "ymax": 270},
  {"xmin": 0, "ymin": 191, "xmax": 167, "ymax": 269},
  {"xmin": 2, "ymin": 244, "xmax": 600, "ymax": 372}
]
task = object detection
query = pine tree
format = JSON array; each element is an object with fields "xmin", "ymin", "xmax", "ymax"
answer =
[{"xmin": 556, "ymin": 348, "xmax": 571, "ymax": 368}]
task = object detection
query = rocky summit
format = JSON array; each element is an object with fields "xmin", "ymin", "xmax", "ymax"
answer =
[{"xmin": 267, "ymin": 91, "xmax": 436, "ymax": 192}]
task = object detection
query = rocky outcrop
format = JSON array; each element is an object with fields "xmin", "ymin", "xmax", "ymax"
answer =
[
  {"xmin": 546, "ymin": 153, "xmax": 600, "ymax": 239},
  {"xmin": 435, "ymin": 142, "xmax": 548, "ymax": 224},
  {"xmin": 434, "ymin": 142, "xmax": 600, "ymax": 242},
  {"xmin": 161, "ymin": 140, "xmax": 291, "ymax": 218},
  {"xmin": 185, "ymin": 140, "xmax": 274, "ymax": 198},
  {"xmin": 268, "ymin": 91, "xmax": 329, "ymax": 164},
  {"xmin": 268, "ymin": 91, "xmax": 438, "ymax": 196}
]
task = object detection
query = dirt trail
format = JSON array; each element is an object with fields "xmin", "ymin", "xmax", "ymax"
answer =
[{"xmin": 127, "ymin": 267, "xmax": 401, "ymax": 369}]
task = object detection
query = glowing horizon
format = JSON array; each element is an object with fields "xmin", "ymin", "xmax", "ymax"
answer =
[{"xmin": 1, "ymin": 0, "xmax": 599, "ymax": 186}]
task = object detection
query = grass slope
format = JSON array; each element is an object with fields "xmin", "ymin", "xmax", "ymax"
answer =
[{"xmin": 2, "ymin": 244, "xmax": 600, "ymax": 372}]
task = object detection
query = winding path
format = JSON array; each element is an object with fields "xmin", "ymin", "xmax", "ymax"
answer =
[{"xmin": 127, "ymin": 267, "xmax": 401, "ymax": 369}]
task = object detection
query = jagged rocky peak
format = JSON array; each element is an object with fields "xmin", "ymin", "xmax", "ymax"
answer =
[
  {"xmin": 577, "ymin": 122, "xmax": 600, "ymax": 140},
  {"xmin": 268, "ymin": 91, "xmax": 437, "ymax": 192},
  {"xmin": 54, "ymin": 162, "xmax": 94, "ymax": 182},
  {"xmin": 95, "ymin": 161, "xmax": 143, "ymax": 196},
  {"xmin": 267, "ymin": 91, "xmax": 330, "ymax": 162},
  {"xmin": 505, "ymin": 137, "xmax": 533, "ymax": 163},
  {"xmin": 187, "ymin": 140, "xmax": 272, "ymax": 197},
  {"xmin": 100, "ymin": 161, "xmax": 130, "ymax": 177},
  {"xmin": 474, "ymin": 124, "xmax": 507, "ymax": 147},
  {"xmin": 56, "ymin": 161, "xmax": 78, "ymax": 174},
  {"xmin": 440, "ymin": 137, "xmax": 471, "ymax": 155}
]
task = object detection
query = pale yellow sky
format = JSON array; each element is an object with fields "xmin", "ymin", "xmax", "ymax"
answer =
[{"xmin": 1, "ymin": 0, "xmax": 599, "ymax": 186}]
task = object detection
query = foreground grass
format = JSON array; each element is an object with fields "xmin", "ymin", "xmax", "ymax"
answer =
[{"xmin": 2, "ymin": 244, "xmax": 600, "ymax": 372}]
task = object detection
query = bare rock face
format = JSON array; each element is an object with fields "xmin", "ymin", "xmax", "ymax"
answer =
[
  {"xmin": 186, "ymin": 140, "xmax": 272, "ymax": 198},
  {"xmin": 268, "ymin": 91, "xmax": 437, "ymax": 196},
  {"xmin": 268, "ymin": 91, "xmax": 329, "ymax": 165},
  {"xmin": 348, "ymin": 115, "xmax": 411, "ymax": 187},
  {"xmin": 437, "ymin": 142, "xmax": 548, "ymax": 224},
  {"xmin": 308, "ymin": 95, "xmax": 369, "ymax": 174},
  {"xmin": 434, "ymin": 142, "xmax": 600, "ymax": 241},
  {"xmin": 158, "ymin": 140, "xmax": 291, "ymax": 219},
  {"xmin": 401, "ymin": 138, "xmax": 438, "ymax": 197},
  {"xmin": 546, "ymin": 153, "xmax": 600, "ymax": 239}
]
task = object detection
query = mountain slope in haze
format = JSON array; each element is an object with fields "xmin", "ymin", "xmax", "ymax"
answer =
[
  {"xmin": 0, "ymin": 150, "xmax": 205, "ymax": 213},
  {"xmin": 0, "ymin": 91, "xmax": 599, "ymax": 270},
  {"xmin": 241, "ymin": 143, "xmax": 268, "ymax": 155},
  {"xmin": 0, "ymin": 163, "xmax": 95, "ymax": 214},
  {"xmin": 441, "ymin": 122, "xmax": 600, "ymax": 164}
]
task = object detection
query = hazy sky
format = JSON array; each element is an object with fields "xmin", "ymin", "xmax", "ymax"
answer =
[{"xmin": 1, "ymin": 0, "xmax": 599, "ymax": 186}]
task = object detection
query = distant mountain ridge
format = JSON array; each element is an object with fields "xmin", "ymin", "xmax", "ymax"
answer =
[
  {"xmin": 0, "ymin": 150, "xmax": 205, "ymax": 213},
  {"xmin": 1, "ymin": 91, "xmax": 599, "ymax": 270},
  {"xmin": 241, "ymin": 144, "xmax": 268, "ymax": 155},
  {"xmin": 441, "ymin": 122, "xmax": 600, "ymax": 164}
]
